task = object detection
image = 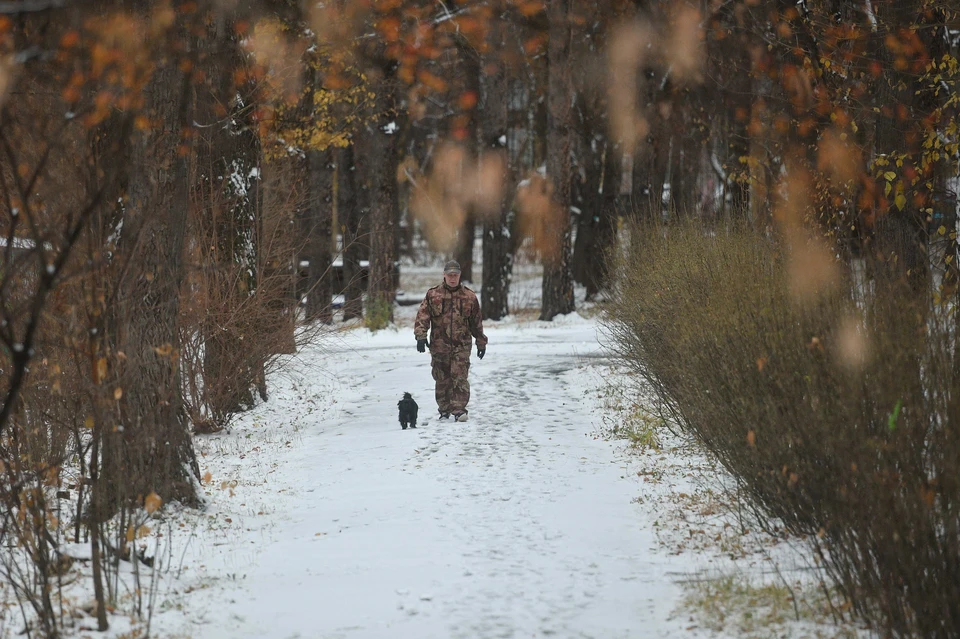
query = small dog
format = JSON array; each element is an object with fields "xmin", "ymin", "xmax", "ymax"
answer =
[{"xmin": 398, "ymin": 392, "xmax": 418, "ymax": 430}]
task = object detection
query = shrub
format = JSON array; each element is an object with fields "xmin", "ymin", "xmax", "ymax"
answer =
[
  {"xmin": 364, "ymin": 296, "xmax": 393, "ymax": 332},
  {"xmin": 606, "ymin": 220, "xmax": 960, "ymax": 638}
]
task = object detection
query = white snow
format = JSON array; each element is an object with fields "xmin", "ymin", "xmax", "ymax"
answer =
[
  {"xmin": 0, "ymin": 235, "xmax": 32, "ymax": 249},
  {"xmin": 3, "ymin": 263, "xmax": 863, "ymax": 638},
  {"xmin": 117, "ymin": 319, "xmax": 710, "ymax": 638}
]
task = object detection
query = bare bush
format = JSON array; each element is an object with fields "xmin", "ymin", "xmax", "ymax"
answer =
[{"xmin": 607, "ymin": 219, "xmax": 960, "ymax": 638}]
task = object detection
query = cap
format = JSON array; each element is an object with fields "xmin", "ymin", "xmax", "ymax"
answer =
[{"xmin": 443, "ymin": 260, "xmax": 461, "ymax": 274}]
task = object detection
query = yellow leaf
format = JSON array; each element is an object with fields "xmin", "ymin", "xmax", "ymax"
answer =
[
  {"xmin": 938, "ymin": 225, "xmax": 947, "ymax": 236},
  {"xmin": 84, "ymin": 416, "xmax": 95, "ymax": 429},
  {"xmin": 43, "ymin": 466, "xmax": 60, "ymax": 487},
  {"xmin": 94, "ymin": 357, "xmax": 107, "ymax": 384},
  {"xmin": 144, "ymin": 492, "xmax": 162, "ymax": 514},
  {"xmin": 895, "ymin": 193, "xmax": 907, "ymax": 210},
  {"xmin": 883, "ymin": 171, "xmax": 897, "ymax": 181},
  {"xmin": 884, "ymin": 182, "xmax": 892, "ymax": 197}
]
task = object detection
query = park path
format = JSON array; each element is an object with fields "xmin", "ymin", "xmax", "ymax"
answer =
[{"xmin": 151, "ymin": 319, "xmax": 710, "ymax": 639}]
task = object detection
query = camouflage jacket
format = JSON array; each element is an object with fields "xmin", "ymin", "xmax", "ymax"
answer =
[{"xmin": 415, "ymin": 283, "xmax": 488, "ymax": 353}]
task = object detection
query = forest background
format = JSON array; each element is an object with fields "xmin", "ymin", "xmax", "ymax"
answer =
[{"xmin": 0, "ymin": 0, "xmax": 958, "ymax": 637}]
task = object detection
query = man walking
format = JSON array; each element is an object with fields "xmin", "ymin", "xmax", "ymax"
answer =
[{"xmin": 414, "ymin": 260, "xmax": 487, "ymax": 422}]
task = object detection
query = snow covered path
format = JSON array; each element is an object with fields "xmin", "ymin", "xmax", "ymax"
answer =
[{"xmin": 152, "ymin": 320, "xmax": 705, "ymax": 639}]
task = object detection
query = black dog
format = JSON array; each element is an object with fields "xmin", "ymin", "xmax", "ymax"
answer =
[{"xmin": 398, "ymin": 392, "xmax": 418, "ymax": 430}]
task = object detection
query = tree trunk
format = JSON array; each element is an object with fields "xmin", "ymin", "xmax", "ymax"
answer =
[
  {"xmin": 359, "ymin": 62, "xmax": 401, "ymax": 323},
  {"xmin": 198, "ymin": 9, "xmax": 263, "ymax": 420},
  {"xmin": 541, "ymin": 0, "xmax": 576, "ymax": 321},
  {"xmin": 868, "ymin": 0, "xmax": 930, "ymax": 294},
  {"xmin": 454, "ymin": 214, "xmax": 476, "ymax": 283},
  {"xmin": 668, "ymin": 98, "xmax": 703, "ymax": 218},
  {"xmin": 302, "ymin": 148, "xmax": 335, "ymax": 323},
  {"xmin": 340, "ymin": 144, "xmax": 365, "ymax": 321},
  {"xmin": 453, "ymin": 37, "xmax": 482, "ymax": 285},
  {"xmin": 574, "ymin": 140, "xmax": 620, "ymax": 300},
  {"xmin": 709, "ymin": 11, "xmax": 752, "ymax": 219},
  {"xmin": 631, "ymin": 99, "xmax": 669, "ymax": 221},
  {"xmin": 102, "ymin": 17, "xmax": 200, "ymax": 511},
  {"xmin": 571, "ymin": 94, "xmax": 597, "ymax": 286},
  {"xmin": 480, "ymin": 17, "xmax": 514, "ymax": 321}
]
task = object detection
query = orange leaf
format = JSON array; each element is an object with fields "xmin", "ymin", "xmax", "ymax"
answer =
[
  {"xmin": 417, "ymin": 69, "xmax": 447, "ymax": 92},
  {"xmin": 60, "ymin": 31, "xmax": 80, "ymax": 48},
  {"xmin": 746, "ymin": 430, "xmax": 756, "ymax": 447},
  {"xmin": 377, "ymin": 16, "xmax": 401, "ymax": 42},
  {"xmin": 93, "ymin": 357, "xmax": 107, "ymax": 384},
  {"xmin": 517, "ymin": 0, "xmax": 544, "ymax": 17},
  {"xmin": 144, "ymin": 492, "xmax": 162, "ymax": 514},
  {"xmin": 458, "ymin": 90, "xmax": 478, "ymax": 110}
]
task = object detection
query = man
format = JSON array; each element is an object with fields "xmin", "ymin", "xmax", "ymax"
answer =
[{"xmin": 414, "ymin": 260, "xmax": 487, "ymax": 422}]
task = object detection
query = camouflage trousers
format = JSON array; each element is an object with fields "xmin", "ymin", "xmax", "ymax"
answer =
[{"xmin": 431, "ymin": 347, "xmax": 471, "ymax": 414}]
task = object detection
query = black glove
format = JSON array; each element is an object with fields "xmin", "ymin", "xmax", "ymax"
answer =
[
  {"xmin": 477, "ymin": 346, "xmax": 485, "ymax": 359},
  {"xmin": 417, "ymin": 339, "xmax": 429, "ymax": 353}
]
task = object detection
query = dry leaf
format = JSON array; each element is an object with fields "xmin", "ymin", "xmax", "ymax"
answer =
[
  {"xmin": 94, "ymin": 357, "xmax": 107, "ymax": 384},
  {"xmin": 144, "ymin": 491, "xmax": 162, "ymax": 514}
]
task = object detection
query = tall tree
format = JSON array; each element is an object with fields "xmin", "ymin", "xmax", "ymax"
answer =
[
  {"xmin": 480, "ymin": 12, "xmax": 515, "ymax": 321},
  {"xmin": 541, "ymin": 0, "xmax": 576, "ymax": 320},
  {"xmin": 339, "ymin": 144, "xmax": 366, "ymax": 321},
  {"xmin": 295, "ymin": 57, "xmax": 337, "ymax": 324},
  {"xmin": 102, "ymin": 6, "xmax": 200, "ymax": 511},
  {"xmin": 301, "ymin": 146, "xmax": 335, "ymax": 323},
  {"xmin": 195, "ymin": 5, "xmax": 266, "ymax": 421},
  {"xmin": 358, "ymin": 60, "xmax": 401, "ymax": 324}
]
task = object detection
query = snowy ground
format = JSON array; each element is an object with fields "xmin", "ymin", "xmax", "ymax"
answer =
[
  {"xmin": 4, "ymin": 262, "xmax": 867, "ymax": 639},
  {"xmin": 147, "ymin": 316, "xmax": 714, "ymax": 639}
]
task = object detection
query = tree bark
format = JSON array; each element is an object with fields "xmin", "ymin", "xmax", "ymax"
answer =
[
  {"xmin": 302, "ymin": 148, "xmax": 335, "ymax": 323},
  {"xmin": 541, "ymin": 0, "xmax": 576, "ymax": 321},
  {"xmin": 340, "ymin": 144, "xmax": 365, "ymax": 321},
  {"xmin": 103, "ymin": 14, "xmax": 200, "ymax": 511},
  {"xmin": 198, "ymin": 9, "xmax": 263, "ymax": 419},
  {"xmin": 868, "ymin": 0, "xmax": 931, "ymax": 293},
  {"xmin": 573, "ymin": 139, "xmax": 620, "ymax": 300},
  {"xmin": 480, "ymin": 16, "xmax": 515, "ymax": 321},
  {"xmin": 708, "ymin": 6, "xmax": 752, "ymax": 219},
  {"xmin": 454, "ymin": 214, "xmax": 476, "ymax": 283},
  {"xmin": 359, "ymin": 62, "xmax": 401, "ymax": 323}
]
